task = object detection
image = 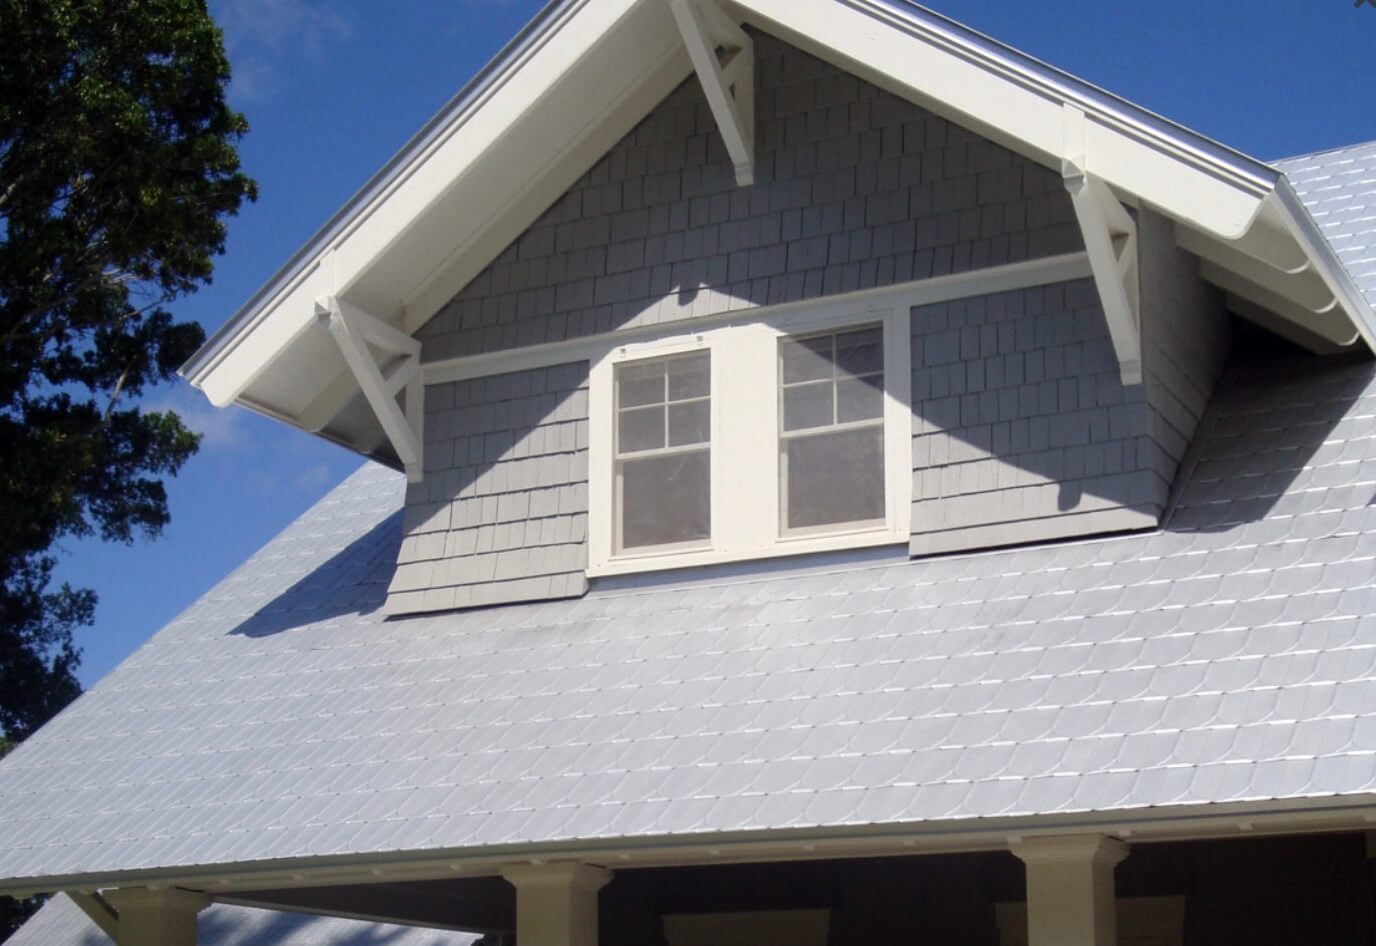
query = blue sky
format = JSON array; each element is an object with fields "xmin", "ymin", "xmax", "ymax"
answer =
[{"xmin": 58, "ymin": 0, "xmax": 1376, "ymax": 686}]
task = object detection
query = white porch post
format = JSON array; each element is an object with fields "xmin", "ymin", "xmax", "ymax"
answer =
[
  {"xmin": 1012, "ymin": 835, "xmax": 1129, "ymax": 946},
  {"xmin": 501, "ymin": 863, "xmax": 612, "ymax": 946},
  {"xmin": 104, "ymin": 888, "xmax": 209, "ymax": 946}
]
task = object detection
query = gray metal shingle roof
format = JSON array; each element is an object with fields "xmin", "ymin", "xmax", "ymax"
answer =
[
  {"xmin": 8, "ymin": 895, "xmax": 480, "ymax": 946},
  {"xmin": 1280, "ymin": 141, "xmax": 1376, "ymax": 311},
  {"xmin": 1, "ymin": 346, "xmax": 1375, "ymax": 886}
]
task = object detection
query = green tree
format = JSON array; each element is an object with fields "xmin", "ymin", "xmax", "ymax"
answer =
[{"xmin": 0, "ymin": 0, "xmax": 256, "ymax": 745}]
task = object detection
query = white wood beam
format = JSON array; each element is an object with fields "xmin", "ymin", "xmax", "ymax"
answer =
[
  {"xmin": 316, "ymin": 296, "xmax": 424, "ymax": 482},
  {"xmin": 68, "ymin": 892, "xmax": 120, "ymax": 940},
  {"xmin": 668, "ymin": 0, "xmax": 755, "ymax": 186},
  {"xmin": 1063, "ymin": 106, "xmax": 1141, "ymax": 385}
]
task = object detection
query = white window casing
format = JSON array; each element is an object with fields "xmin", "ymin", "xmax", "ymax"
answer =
[{"xmin": 587, "ymin": 294, "xmax": 913, "ymax": 576}]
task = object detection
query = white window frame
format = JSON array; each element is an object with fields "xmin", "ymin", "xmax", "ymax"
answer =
[{"xmin": 587, "ymin": 296, "xmax": 912, "ymax": 577}]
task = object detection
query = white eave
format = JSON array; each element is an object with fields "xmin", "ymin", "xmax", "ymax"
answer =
[{"xmin": 181, "ymin": 0, "xmax": 1376, "ymax": 464}]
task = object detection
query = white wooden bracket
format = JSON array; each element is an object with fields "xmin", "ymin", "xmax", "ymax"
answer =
[
  {"xmin": 668, "ymin": 0, "xmax": 755, "ymax": 186},
  {"xmin": 1063, "ymin": 106, "xmax": 1141, "ymax": 385},
  {"xmin": 69, "ymin": 892, "xmax": 120, "ymax": 940},
  {"xmin": 316, "ymin": 295, "xmax": 425, "ymax": 482}
]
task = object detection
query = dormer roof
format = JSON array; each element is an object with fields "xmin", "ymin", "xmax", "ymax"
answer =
[{"xmin": 179, "ymin": 0, "xmax": 1376, "ymax": 467}]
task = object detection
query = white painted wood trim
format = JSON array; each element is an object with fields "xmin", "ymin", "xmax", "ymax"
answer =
[
  {"xmin": 319, "ymin": 296, "xmax": 425, "ymax": 482},
  {"xmin": 422, "ymin": 252, "xmax": 1093, "ymax": 386},
  {"xmin": 586, "ymin": 295, "xmax": 913, "ymax": 577},
  {"xmin": 67, "ymin": 893, "xmax": 118, "ymax": 940},
  {"xmin": 667, "ymin": 0, "xmax": 755, "ymax": 185}
]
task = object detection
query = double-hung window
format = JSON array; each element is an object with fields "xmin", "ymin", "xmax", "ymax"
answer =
[
  {"xmin": 589, "ymin": 300, "xmax": 911, "ymax": 575},
  {"xmin": 614, "ymin": 352, "xmax": 711, "ymax": 552},
  {"xmin": 779, "ymin": 326, "xmax": 887, "ymax": 534}
]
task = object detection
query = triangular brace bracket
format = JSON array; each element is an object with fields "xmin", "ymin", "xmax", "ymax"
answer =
[
  {"xmin": 1062, "ymin": 105, "xmax": 1141, "ymax": 385},
  {"xmin": 316, "ymin": 295, "xmax": 425, "ymax": 482},
  {"xmin": 668, "ymin": 0, "xmax": 755, "ymax": 186}
]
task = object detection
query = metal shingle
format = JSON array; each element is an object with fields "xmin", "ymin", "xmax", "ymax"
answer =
[{"xmin": 2, "ymin": 352, "xmax": 1376, "ymax": 883}]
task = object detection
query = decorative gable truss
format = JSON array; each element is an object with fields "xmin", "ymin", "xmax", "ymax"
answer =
[
  {"xmin": 316, "ymin": 295, "xmax": 424, "ymax": 482},
  {"xmin": 668, "ymin": 0, "xmax": 755, "ymax": 185},
  {"xmin": 1062, "ymin": 105, "xmax": 1141, "ymax": 386}
]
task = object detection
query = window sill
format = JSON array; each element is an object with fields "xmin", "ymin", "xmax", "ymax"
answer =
[{"xmin": 586, "ymin": 525, "xmax": 907, "ymax": 578}]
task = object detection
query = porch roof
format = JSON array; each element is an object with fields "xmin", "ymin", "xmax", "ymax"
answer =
[
  {"xmin": 7, "ymin": 894, "xmax": 479, "ymax": 946},
  {"xmin": 3, "ymin": 343, "xmax": 1376, "ymax": 892}
]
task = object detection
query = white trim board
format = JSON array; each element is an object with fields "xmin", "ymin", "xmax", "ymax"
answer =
[{"xmin": 422, "ymin": 252, "xmax": 1093, "ymax": 386}]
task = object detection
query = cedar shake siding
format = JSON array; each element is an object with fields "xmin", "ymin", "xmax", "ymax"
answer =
[
  {"xmin": 387, "ymin": 362, "xmax": 589, "ymax": 614},
  {"xmin": 417, "ymin": 32, "xmax": 1082, "ymax": 363},
  {"xmin": 396, "ymin": 34, "xmax": 1228, "ymax": 609},
  {"xmin": 907, "ymin": 211, "xmax": 1230, "ymax": 555}
]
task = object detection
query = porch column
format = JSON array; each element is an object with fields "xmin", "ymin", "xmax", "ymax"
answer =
[
  {"xmin": 1012, "ymin": 835, "xmax": 1128, "ymax": 946},
  {"xmin": 104, "ymin": 887, "xmax": 209, "ymax": 946},
  {"xmin": 501, "ymin": 863, "xmax": 612, "ymax": 946}
]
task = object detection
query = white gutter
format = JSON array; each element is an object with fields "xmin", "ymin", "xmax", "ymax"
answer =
[{"xmin": 4, "ymin": 794, "xmax": 1376, "ymax": 899}]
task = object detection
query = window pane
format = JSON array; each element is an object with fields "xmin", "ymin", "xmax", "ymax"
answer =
[
  {"xmin": 836, "ymin": 327, "xmax": 884, "ymax": 376},
  {"xmin": 783, "ymin": 428, "xmax": 884, "ymax": 530},
  {"xmin": 621, "ymin": 451, "xmax": 711, "ymax": 549},
  {"xmin": 836, "ymin": 375, "xmax": 884, "ymax": 422},
  {"xmin": 617, "ymin": 361, "xmax": 665, "ymax": 408},
  {"xmin": 618, "ymin": 406, "xmax": 664, "ymax": 453},
  {"xmin": 780, "ymin": 335, "xmax": 834, "ymax": 384},
  {"xmin": 667, "ymin": 352, "xmax": 710, "ymax": 401},
  {"xmin": 668, "ymin": 400, "xmax": 710, "ymax": 447},
  {"xmin": 783, "ymin": 381, "xmax": 834, "ymax": 431}
]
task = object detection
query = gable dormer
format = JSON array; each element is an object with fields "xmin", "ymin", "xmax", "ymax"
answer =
[{"xmin": 181, "ymin": 0, "xmax": 1376, "ymax": 616}]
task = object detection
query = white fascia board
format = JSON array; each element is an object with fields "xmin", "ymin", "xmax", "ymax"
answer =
[
  {"xmin": 184, "ymin": 0, "xmax": 662, "ymax": 408},
  {"xmin": 7, "ymin": 796, "xmax": 1376, "ymax": 900}
]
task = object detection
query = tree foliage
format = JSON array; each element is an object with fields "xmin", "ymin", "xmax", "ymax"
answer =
[{"xmin": 0, "ymin": 0, "xmax": 255, "ymax": 741}]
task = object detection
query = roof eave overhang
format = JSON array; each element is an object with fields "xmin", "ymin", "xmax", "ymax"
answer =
[
  {"xmin": 7, "ymin": 794, "xmax": 1376, "ymax": 899},
  {"xmin": 181, "ymin": 0, "xmax": 1376, "ymax": 462}
]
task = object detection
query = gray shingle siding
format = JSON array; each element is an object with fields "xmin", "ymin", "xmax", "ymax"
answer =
[
  {"xmin": 417, "ymin": 32, "xmax": 1081, "ymax": 363},
  {"xmin": 907, "ymin": 213, "xmax": 1231, "ymax": 555},
  {"xmin": 386, "ymin": 362, "xmax": 590, "ymax": 615},
  {"xmin": 908, "ymin": 279, "xmax": 1158, "ymax": 555},
  {"xmin": 1139, "ymin": 208, "xmax": 1232, "ymax": 496}
]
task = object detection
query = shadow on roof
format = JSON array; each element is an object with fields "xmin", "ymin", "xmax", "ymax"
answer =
[
  {"xmin": 228, "ymin": 508, "xmax": 403, "ymax": 639},
  {"xmin": 1162, "ymin": 335, "xmax": 1376, "ymax": 534}
]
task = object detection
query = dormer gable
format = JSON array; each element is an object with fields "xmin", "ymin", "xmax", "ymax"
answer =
[{"xmin": 181, "ymin": 0, "xmax": 1375, "ymax": 615}]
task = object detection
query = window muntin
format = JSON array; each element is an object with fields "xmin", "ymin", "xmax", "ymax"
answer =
[
  {"xmin": 614, "ymin": 352, "xmax": 711, "ymax": 552},
  {"xmin": 588, "ymin": 300, "xmax": 910, "ymax": 577},
  {"xmin": 778, "ymin": 327, "xmax": 886, "ymax": 533}
]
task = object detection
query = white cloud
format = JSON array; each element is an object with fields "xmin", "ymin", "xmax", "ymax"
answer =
[
  {"xmin": 145, "ymin": 385, "xmax": 246, "ymax": 449},
  {"xmin": 292, "ymin": 462, "xmax": 335, "ymax": 494},
  {"xmin": 211, "ymin": 0, "xmax": 352, "ymax": 102}
]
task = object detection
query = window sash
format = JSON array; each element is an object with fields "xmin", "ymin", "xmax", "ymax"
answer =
[
  {"xmin": 777, "ymin": 326, "xmax": 887, "ymax": 535},
  {"xmin": 587, "ymin": 298, "xmax": 911, "ymax": 577},
  {"xmin": 612, "ymin": 351, "xmax": 712, "ymax": 554}
]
